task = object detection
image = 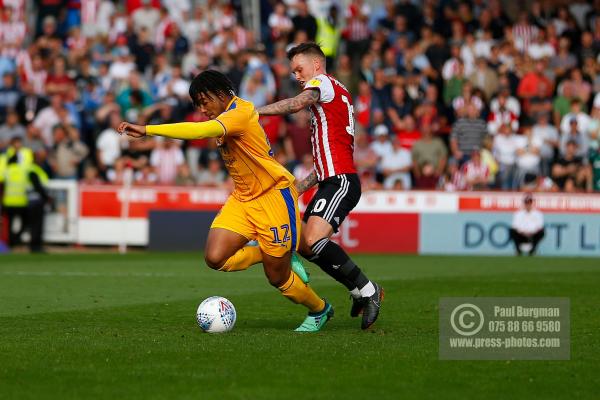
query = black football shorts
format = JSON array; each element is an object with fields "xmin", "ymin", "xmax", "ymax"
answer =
[{"xmin": 303, "ymin": 173, "xmax": 361, "ymax": 232}]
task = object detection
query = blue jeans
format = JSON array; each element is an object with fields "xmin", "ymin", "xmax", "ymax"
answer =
[{"xmin": 497, "ymin": 163, "xmax": 515, "ymax": 190}]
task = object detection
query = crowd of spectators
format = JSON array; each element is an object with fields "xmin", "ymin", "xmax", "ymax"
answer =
[{"xmin": 1, "ymin": 0, "xmax": 600, "ymax": 193}]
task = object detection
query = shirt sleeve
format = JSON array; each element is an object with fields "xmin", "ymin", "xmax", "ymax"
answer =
[
  {"xmin": 303, "ymin": 74, "xmax": 335, "ymax": 103},
  {"xmin": 146, "ymin": 120, "xmax": 225, "ymax": 139}
]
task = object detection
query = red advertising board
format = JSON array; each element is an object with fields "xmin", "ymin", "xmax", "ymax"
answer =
[
  {"xmin": 80, "ymin": 185, "xmax": 226, "ymax": 217},
  {"xmin": 330, "ymin": 213, "xmax": 419, "ymax": 253}
]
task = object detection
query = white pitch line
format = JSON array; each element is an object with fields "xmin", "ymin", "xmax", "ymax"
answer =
[
  {"xmin": 1, "ymin": 270, "xmax": 410, "ymax": 281},
  {"xmin": 0, "ymin": 271, "xmax": 182, "ymax": 278}
]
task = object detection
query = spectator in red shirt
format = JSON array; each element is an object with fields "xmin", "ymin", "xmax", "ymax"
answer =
[
  {"xmin": 517, "ymin": 59, "xmax": 553, "ymax": 101},
  {"xmin": 395, "ymin": 115, "xmax": 421, "ymax": 150},
  {"xmin": 283, "ymin": 109, "xmax": 312, "ymax": 163},
  {"xmin": 46, "ymin": 56, "xmax": 75, "ymax": 100},
  {"xmin": 354, "ymin": 80, "xmax": 373, "ymax": 129}
]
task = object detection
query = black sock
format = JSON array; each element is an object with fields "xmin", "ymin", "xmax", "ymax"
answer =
[
  {"xmin": 311, "ymin": 238, "xmax": 370, "ymax": 290},
  {"xmin": 308, "ymin": 253, "xmax": 356, "ymax": 291}
]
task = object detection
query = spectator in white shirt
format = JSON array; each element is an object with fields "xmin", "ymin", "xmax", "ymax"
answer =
[
  {"xmin": 158, "ymin": 65, "xmax": 189, "ymax": 100},
  {"xmin": 510, "ymin": 194, "xmax": 545, "ymax": 256},
  {"xmin": 370, "ymin": 123, "xmax": 394, "ymax": 160},
  {"xmin": 183, "ymin": 7, "xmax": 210, "ymax": 43},
  {"xmin": 132, "ymin": 0, "xmax": 160, "ymax": 37},
  {"xmin": 489, "ymin": 87, "xmax": 521, "ymax": 118},
  {"xmin": 96, "ymin": 111, "xmax": 128, "ymax": 176},
  {"xmin": 559, "ymin": 117, "xmax": 589, "ymax": 158},
  {"xmin": 380, "ymin": 136, "xmax": 412, "ymax": 189},
  {"xmin": 268, "ymin": 2, "xmax": 293, "ymax": 41},
  {"xmin": 442, "ymin": 44, "xmax": 463, "ymax": 81},
  {"xmin": 493, "ymin": 124, "xmax": 519, "ymax": 189},
  {"xmin": 33, "ymin": 95, "xmax": 75, "ymax": 146},
  {"xmin": 527, "ymin": 28, "xmax": 556, "ymax": 60},
  {"xmin": 150, "ymin": 138, "xmax": 185, "ymax": 184},
  {"xmin": 515, "ymin": 126, "xmax": 542, "ymax": 187},
  {"xmin": 108, "ymin": 47, "xmax": 136, "ymax": 82},
  {"xmin": 532, "ymin": 112, "xmax": 559, "ymax": 177},
  {"xmin": 560, "ymin": 99, "xmax": 591, "ymax": 136}
]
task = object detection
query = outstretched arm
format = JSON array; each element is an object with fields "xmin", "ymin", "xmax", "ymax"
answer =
[
  {"xmin": 296, "ymin": 169, "xmax": 318, "ymax": 194},
  {"xmin": 256, "ymin": 89, "xmax": 320, "ymax": 116},
  {"xmin": 117, "ymin": 120, "xmax": 225, "ymax": 140}
]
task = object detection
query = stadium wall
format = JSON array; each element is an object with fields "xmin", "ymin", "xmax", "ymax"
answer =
[{"xmin": 45, "ymin": 182, "xmax": 600, "ymax": 257}]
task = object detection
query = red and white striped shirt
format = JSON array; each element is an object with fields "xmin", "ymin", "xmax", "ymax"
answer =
[
  {"xmin": 0, "ymin": 20, "xmax": 26, "ymax": 46},
  {"xmin": 2, "ymin": 0, "xmax": 25, "ymax": 21},
  {"xmin": 81, "ymin": 0, "xmax": 100, "ymax": 25},
  {"xmin": 462, "ymin": 160, "xmax": 489, "ymax": 189},
  {"xmin": 345, "ymin": 17, "xmax": 370, "ymax": 41},
  {"xmin": 303, "ymin": 74, "xmax": 357, "ymax": 181},
  {"xmin": 18, "ymin": 50, "xmax": 47, "ymax": 95},
  {"xmin": 155, "ymin": 16, "xmax": 174, "ymax": 49},
  {"xmin": 452, "ymin": 95, "xmax": 483, "ymax": 113},
  {"xmin": 487, "ymin": 109, "xmax": 519, "ymax": 135},
  {"xmin": 513, "ymin": 23, "xmax": 538, "ymax": 53},
  {"xmin": 150, "ymin": 144, "xmax": 185, "ymax": 184},
  {"xmin": 15, "ymin": 48, "xmax": 30, "ymax": 72}
]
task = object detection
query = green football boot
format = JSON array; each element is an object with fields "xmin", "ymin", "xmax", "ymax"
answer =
[
  {"xmin": 291, "ymin": 252, "xmax": 310, "ymax": 283},
  {"xmin": 294, "ymin": 302, "xmax": 334, "ymax": 332}
]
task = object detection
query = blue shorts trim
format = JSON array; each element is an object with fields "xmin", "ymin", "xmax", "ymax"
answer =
[{"xmin": 280, "ymin": 187, "xmax": 297, "ymax": 250}]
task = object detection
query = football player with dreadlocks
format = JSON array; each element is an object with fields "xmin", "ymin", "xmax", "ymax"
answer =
[{"xmin": 118, "ymin": 70, "xmax": 333, "ymax": 332}]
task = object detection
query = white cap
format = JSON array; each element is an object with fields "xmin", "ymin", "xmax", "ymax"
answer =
[{"xmin": 373, "ymin": 124, "xmax": 389, "ymax": 137}]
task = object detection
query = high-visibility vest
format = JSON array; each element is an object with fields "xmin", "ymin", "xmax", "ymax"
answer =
[
  {"xmin": 0, "ymin": 147, "xmax": 33, "ymax": 184},
  {"xmin": 6, "ymin": 146, "xmax": 33, "ymax": 166},
  {"xmin": 0, "ymin": 154, "xmax": 6, "ymax": 184},
  {"xmin": 316, "ymin": 18, "xmax": 340, "ymax": 58},
  {"xmin": 2, "ymin": 162, "xmax": 28, "ymax": 207}
]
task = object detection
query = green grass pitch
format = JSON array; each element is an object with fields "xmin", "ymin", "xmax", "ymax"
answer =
[{"xmin": 1, "ymin": 253, "xmax": 599, "ymax": 399}]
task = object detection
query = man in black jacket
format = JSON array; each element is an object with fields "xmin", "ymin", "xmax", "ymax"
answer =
[{"xmin": 27, "ymin": 153, "xmax": 51, "ymax": 253}]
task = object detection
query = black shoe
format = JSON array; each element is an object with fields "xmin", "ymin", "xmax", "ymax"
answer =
[
  {"xmin": 350, "ymin": 296, "xmax": 365, "ymax": 318},
  {"xmin": 361, "ymin": 283, "xmax": 384, "ymax": 330}
]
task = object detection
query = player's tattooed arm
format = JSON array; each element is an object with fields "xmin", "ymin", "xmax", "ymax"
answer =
[
  {"xmin": 256, "ymin": 89, "xmax": 320, "ymax": 115},
  {"xmin": 296, "ymin": 170, "xmax": 318, "ymax": 194}
]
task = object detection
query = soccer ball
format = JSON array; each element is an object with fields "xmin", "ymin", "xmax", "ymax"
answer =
[{"xmin": 196, "ymin": 296, "xmax": 237, "ymax": 333}]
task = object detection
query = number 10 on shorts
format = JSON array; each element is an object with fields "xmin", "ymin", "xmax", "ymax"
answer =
[{"xmin": 270, "ymin": 224, "xmax": 291, "ymax": 244}]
